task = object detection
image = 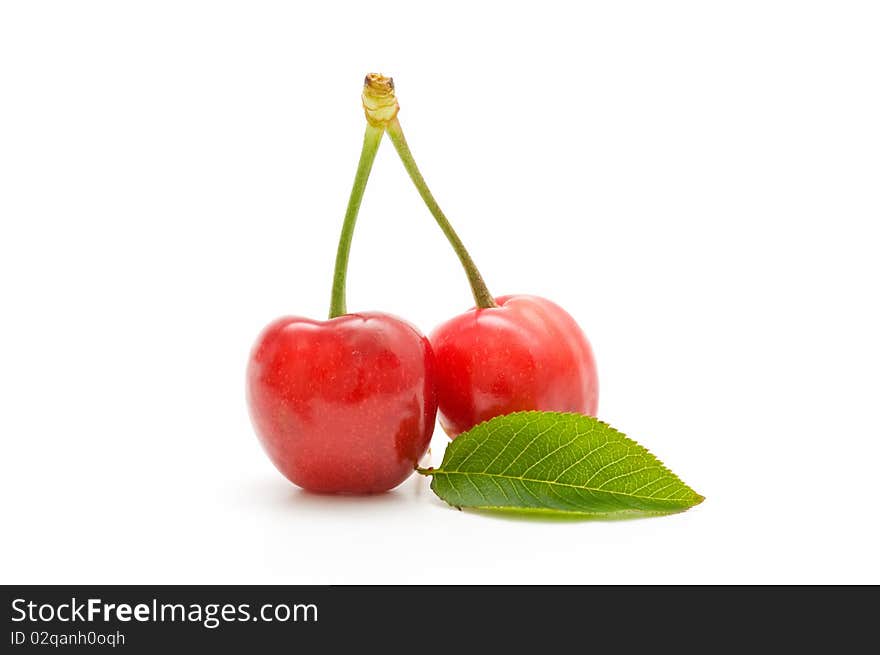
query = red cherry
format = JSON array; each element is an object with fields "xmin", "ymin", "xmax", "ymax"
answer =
[
  {"xmin": 382, "ymin": 115, "xmax": 598, "ymax": 438},
  {"xmin": 247, "ymin": 312, "xmax": 437, "ymax": 493},
  {"xmin": 430, "ymin": 295, "xmax": 598, "ymax": 438}
]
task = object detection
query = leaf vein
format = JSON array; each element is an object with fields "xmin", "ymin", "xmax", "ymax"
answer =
[
  {"xmin": 551, "ymin": 438, "xmax": 611, "ymax": 482},
  {"xmin": 596, "ymin": 465, "xmax": 662, "ymax": 490},
  {"xmin": 497, "ymin": 422, "xmax": 558, "ymax": 475},
  {"xmin": 519, "ymin": 431, "xmax": 583, "ymax": 478},
  {"xmin": 432, "ymin": 471, "xmax": 694, "ymax": 506},
  {"xmin": 452, "ymin": 414, "xmax": 542, "ymax": 474}
]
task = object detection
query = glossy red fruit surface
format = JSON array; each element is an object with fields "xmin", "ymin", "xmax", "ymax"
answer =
[
  {"xmin": 430, "ymin": 295, "xmax": 598, "ymax": 438},
  {"xmin": 247, "ymin": 312, "xmax": 436, "ymax": 493}
]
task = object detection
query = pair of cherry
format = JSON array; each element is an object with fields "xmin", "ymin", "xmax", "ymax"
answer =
[{"xmin": 246, "ymin": 75, "xmax": 598, "ymax": 493}]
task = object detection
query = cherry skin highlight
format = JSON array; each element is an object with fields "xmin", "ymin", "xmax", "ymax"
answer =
[
  {"xmin": 247, "ymin": 312, "xmax": 437, "ymax": 493},
  {"xmin": 430, "ymin": 295, "xmax": 598, "ymax": 438}
]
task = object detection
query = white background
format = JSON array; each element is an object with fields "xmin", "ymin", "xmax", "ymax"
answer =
[{"xmin": 2, "ymin": 1, "xmax": 878, "ymax": 584}]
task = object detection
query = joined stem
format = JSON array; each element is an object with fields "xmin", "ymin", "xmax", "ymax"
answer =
[
  {"xmin": 329, "ymin": 123, "xmax": 384, "ymax": 318},
  {"xmin": 386, "ymin": 117, "xmax": 497, "ymax": 309},
  {"xmin": 330, "ymin": 73, "xmax": 497, "ymax": 316}
]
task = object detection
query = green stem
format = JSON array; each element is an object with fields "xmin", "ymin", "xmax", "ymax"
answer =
[
  {"xmin": 329, "ymin": 124, "xmax": 384, "ymax": 318},
  {"xmin": 386, "ymin": 117, "xmax": 497, "ymax": 309}
]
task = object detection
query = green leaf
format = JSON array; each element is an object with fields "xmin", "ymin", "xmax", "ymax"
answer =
[{"xmin": 420, "ymin": 411, "xmax": 704, "ymax": 518}]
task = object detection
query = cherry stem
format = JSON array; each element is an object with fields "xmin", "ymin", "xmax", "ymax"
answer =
[
  {"xmin": 329, "ymin": 123, "xmax": 384, "ymax": 319},
  {"xmin": 386, "ymin": 117, "xmax": 497, "ymax": 309}
]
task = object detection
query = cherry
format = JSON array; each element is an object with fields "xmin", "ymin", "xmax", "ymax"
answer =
[
  {"xmin": 246, "ymin": 75, "xmax": 436, "ymax": 492},
  {"xmin": 430, "ymin": 295, "xmax": 597, "ymax": 437},
  {"xmin": 382, "ymin": 83, "xmax": 599, "ymax": 437},
  {"xmin": 247, "ymin": 313, "xmax": 435, "ymax": 492}
]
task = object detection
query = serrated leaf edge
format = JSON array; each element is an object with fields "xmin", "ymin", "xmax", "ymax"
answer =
[{"xmin": 427, "ymin": 411, "xmax": 705, "ymax": 514}]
